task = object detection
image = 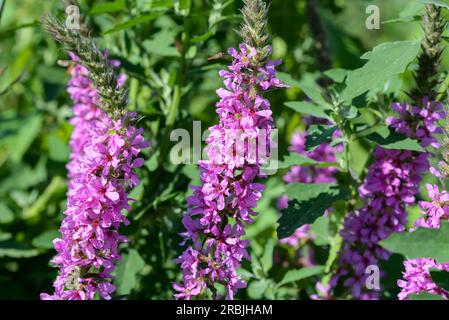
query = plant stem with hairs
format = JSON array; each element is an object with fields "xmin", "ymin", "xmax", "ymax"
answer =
[
  {"xmin": 41, "ymin": 14, "xmax": 127, "ymax": 119},
  {"xmin": 410, "ymin": 4, "xmax": 445, "ymax": 101},
  {"xmin": 240, "ymin": 0, "xmax": 271, "ymax": 64}
]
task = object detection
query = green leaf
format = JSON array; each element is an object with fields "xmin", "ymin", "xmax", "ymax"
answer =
[
  {"xmin": 284, "ymin": 101, "xmax": 331, "ymax": 120},
  {"xmin": 365, "ymin": 126, "xmax": 424, "ymax": 152},
  {"xmin": 247, "ymin": 279, "xmax": 269, "ymax": 299},
  {"xmin": 341, "ymin": 41, "xmax": 421, "ymax": 102},
  {"xmin": 31, "ymin": 230, "xmax": 59, "ymax": 249},
  {"xmin": 142, "ymin": 30, "xmax": 180, "ymax": 57},
  {"xmin": 90, "ymin": 0, "xmax": 126, "ymax": 15},
  {"xmin": 0, "ymin": 202, "xmax": 14, "ymax": 224},
  {"xmin": 379, "ymin": 222, "xmax": 449, "ymax": 263},
  {"xmin": 430, "ymin": 269, "xmax": 449, "ymax": 292},
  {"xmin": 277, "ymin": 183, "xmax": 349, "ymax": 239},
  {"xmin": 174, "ymin": 0, "xmax": 191, "ymax": 16},
  {"xmin": 299, "ymin": 79, "xmax": 332, "ymax": 108},
  {"xmin": 102, "ymin": 13, "xmax": 161, "ymax": 35},
  {"xmin": 310, "ymin": 216, "xmax": 331, "ymax": 246},
  {"xmin": 261, "ymin": 239, "xmax": 274, "ymax": 274},
  {"xmin": 423, "ymin": 0, "xmax": 449, "ymax": 9},
  {"xmin": 48, "ymin": 135, "xmax": 70, "ymax": 162},
  {"xmin": 115, "ymin": 249, "xmax": 145, "ymax": 295},
  {"xmin": 409, "ymin": 292, "xmax": 444, "ymax": 300},
  {"xmin": 0, "ymin": 240, "xmax": 40, "ymax": 258},
  {"xmin": 9, "ymin": 115, "xmax": 43, "ymax": 163},
  {"xmin": 22, "ymin": 176, "xmax": 66, "ymax": 220},
  {"xmin": 276, "ymin": 72, "xmax": 302, "ymax": 88},
  {"xmin": 278, "ymin": 153, "xmax": 317, "ymax": 170},
  {"xmin": 305, "ymin": 125, "xmax": 337, "ymax": 152},
  {"xmin": 324, "ymin": 68, "xmax": 348, "ymax": 83},
  {"xmin": 278, "ymin": 266, "xmax": 324, "ymax": 286}
]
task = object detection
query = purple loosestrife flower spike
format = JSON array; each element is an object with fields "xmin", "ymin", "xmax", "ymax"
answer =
[
  {"xmin": 334, "ymin": 98, "xmax": 444, "ymax": 299},
  {"xmin": 41, "ymin": 54, "xmax": 149, "ymax": 300},
  {"xmin": 40, "ymin": 18, "xmax": 150, "ymax": 300},
  {"xmin": 41, "ymin": 15, "xmax": 127, "ymax": 118},
  {"xmin": 174, "ymin": 0, "xmax": 287, "ymax": 300},
  {"xmin": 333, "ymin": 4, "xmax": 446, "ymax": 299},
  {"xmin": 397, "ymin": 183, "xmax": 449, "ymax": 299}
]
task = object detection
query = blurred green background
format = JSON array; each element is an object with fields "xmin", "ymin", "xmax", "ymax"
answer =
[{"xmin": 0, "ymin": 0, "xmax": 444, "ymax": 299}]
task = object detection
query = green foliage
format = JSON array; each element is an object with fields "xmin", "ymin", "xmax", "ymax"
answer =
[
  {"xmin": 341, "ymin": 41, "xmax": 421, "ymax": 102},
  {"xmin": 380, "ymin": 222, "xmax": 449, "ymax": 263},
  {"xmin": 364, "ymin": 126, "xmax": 425, "ymax": 152},
  {"xmin": 277, "ymin": 183, "xmax": 349, "ymax": 239},
  {"xmin": 305, "ymin": 124, "xmax": 338, "ymax": 152},
  {"xmin": 1, "ymin": 0, "xmax": 448, "ymax": 301}
]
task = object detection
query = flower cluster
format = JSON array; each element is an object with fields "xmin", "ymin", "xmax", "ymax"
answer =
[
  {"xmin": 398, "ymin": 184, "xmax": 449, "ymax": 299},
  {"xmin": 334, "ymin": 98, "xmax": 443, "ymax": 299},
  {"xmin": 278, "ymin": 120, "xmax": 341, "ymax": 247},
  {"xmin": 41, "ymin": 55, "xmax": 149, "ymax": 300},
  {"xmin": 387, "ymin": 98, "xmax": 444, "ymax": 148},
  {"xmin": 174, "ymin": 44, "xmax": 285, "ymax": 300}
]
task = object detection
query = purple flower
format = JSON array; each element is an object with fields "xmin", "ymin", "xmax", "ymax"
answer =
[
  {"xmin": 333, "ymin": 97, "xmax": 443, "ymax": 299},
  {"xmin": 174, "ymin": 44, "xmax": 285, "ymax": 300},
  {"xmin": 41, "ymin": 55, "xmax": 149, "ymax": 300},
  {"xmin": 398, "ymin": 184, "xmax": 449, "ymax": 299}
]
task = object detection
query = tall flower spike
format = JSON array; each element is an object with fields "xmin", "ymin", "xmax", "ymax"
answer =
[
  {"xmin": 41, "ymin": 17, "xmax": 149, "ymax": 300},
  {"xmin": 333, "ymin": 98, "xmax": 443, "ymax": 299},
  {"xmin": 410, "ymin": 4, "xmax": 445, "ymax": 101},
  {"xmin": 41, "ymin": 14, "xmax": 127, "ymax": 117},
  {"xmin": 174, "ymin": 0, "xmax": 286, "ymax": 300}
]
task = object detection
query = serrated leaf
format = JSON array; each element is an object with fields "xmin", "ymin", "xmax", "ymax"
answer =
[
  {"xmin": 341, "ymin": 41, "xmax": 420, "ymax": 102},
  {"xmin": 278, "ymin": 266, "xmax": 324, "ymax": 286},
  {"xmin": 277, "ymin": 183, "xmax": 349, "ymax": 239},
  {"xmin": 379, "ymin": 222, "xmax": 449, "ymax": 263},
  {"xmin": 365, "ymin": 126, "xmax": 424, "ymax": 152},
  {"xmin": 284, "ymin": 101, "xmax": 331, "ymax": 120},
  {"xmin": 305, "ymin": 125, "xmax": 337, "ymax": 152}
]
